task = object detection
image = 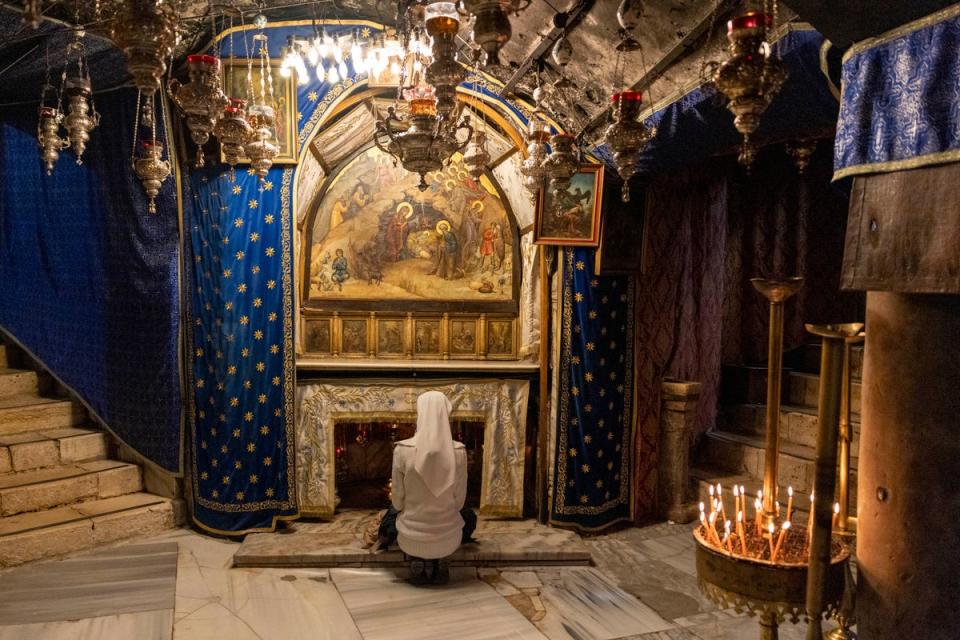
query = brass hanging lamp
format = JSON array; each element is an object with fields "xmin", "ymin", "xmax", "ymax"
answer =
[
  {"xmin": 168, "ymin": 54, "xmax": 229, "ymax": 167},
  {"xmin": 712, "ymin": 6, "xmax": 787, "ymax": 167}
]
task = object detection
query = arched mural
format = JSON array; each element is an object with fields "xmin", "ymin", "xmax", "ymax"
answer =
[{"xmin": 304, "ymin": 146, "xmax": 519, "ymax": 312}]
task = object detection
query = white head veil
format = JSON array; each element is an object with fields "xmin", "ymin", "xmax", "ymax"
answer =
[{"xmin": 412, "ymin": 391, "xmax": 456, "ymax": 497}]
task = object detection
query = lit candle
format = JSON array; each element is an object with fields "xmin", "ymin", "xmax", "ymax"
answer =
[
  {"xmin": 717, "ymin": 484, "xmax": 726, "ymax": 522},
  {"xmin": 832, "ymin": 502, "xmax": 840, "ymax": 530},
  {"xmin": 772, "ymin": 521, "xmax": 791, "ymax": 563},
  {"xmin": 737, "ymin": 510, "xmax": 747, "ymax": 555},
  {"xmin": 767, "ymin": 522, "xmax": 776, "ymax": 559},
  {"xmin": 754, "ymin": 498, "xmax": 763, "ymax": 535},
  {"xmin": 775, "ymin": 500, "xmax": 781, "ymax": 517},
  {"xmin": 708, "ymin": 512, "xmax": 722, "ymax": 546},
  {"xmin": 807, "ymin": 492, "xmax": 815, "ymax": 546},
  {"xmin": 733, "ymin": 485, "xmax": 740, "ymax": 516},
  {"xmin": 786, "ymin": 486, "xmax": 794, "ymax": 523},
  {"xmin": 724, "ymin": 520, "xmax": 733, "ymax": 553}
]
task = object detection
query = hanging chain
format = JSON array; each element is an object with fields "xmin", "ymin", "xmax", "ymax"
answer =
[{"xmin": 131, "ymin": 90, "xmax": 142, "ymax": 162}]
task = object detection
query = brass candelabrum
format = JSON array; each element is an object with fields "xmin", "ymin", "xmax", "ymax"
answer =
[
  {"xmin": 752, "ymin": 277, "xmax": 803, "ymax": 530},
  {"xmin": 693, "ymin": 279, "xmax": 854, "ymax": 640}
]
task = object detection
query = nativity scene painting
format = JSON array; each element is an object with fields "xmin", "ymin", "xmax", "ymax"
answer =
[{"xmin": 304, "ymin": 146, "xmax": 518, "ymax": 313}]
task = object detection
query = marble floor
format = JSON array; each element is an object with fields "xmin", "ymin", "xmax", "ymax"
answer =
[
  {"xmin": 0, "ymin": 518, "xmax": 838, "ymax": 640},
  {"xmin": 235, "ymin": 510, "xmax": 591, "ymax": 567}
]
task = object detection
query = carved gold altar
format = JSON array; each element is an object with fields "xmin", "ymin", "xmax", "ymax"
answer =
[{"xmin": 296, "ymin": 379, "xmax": 529, "ymax": 518}]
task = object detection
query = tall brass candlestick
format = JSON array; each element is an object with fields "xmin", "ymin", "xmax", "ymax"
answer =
[
  {"xmin": 804, "ymin": 323, "xmax": 864, "ymax": 640},
  {"xmin": 751, "ymin": 277, "xmax": 803, "ymax": 529},
  {"xmin": 836, "ymin": 331, "xmax": 865, "ymax": 534}
]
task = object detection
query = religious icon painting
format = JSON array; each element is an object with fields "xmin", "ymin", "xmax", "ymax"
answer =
[
  {"xmin": 486, "ymin": 318, "xmax": 515, "ymax": 359},
  {"xmin": 449, "ymin": 317, "xmax": 479, "ymax": 358},
  {"xmin": 304, "ymin": 318, "xmax": 331, "ymax": 355},
  {"xmin": 303, "ymin": 146, "xmax": 518, "ymax": 314},
  {"xmin": 413, "ymin": 318, "xmax": 442, "ymax": 358},
  {"xmin": 534, "ymin": 164, "xmax": 605, "ymax": 247},
  {"xmin": 376, "ymin": 317, "xmax": 406, "ymax": 358},
  {"xmin": 221, "ymin": 60, "xmax": 298, "ymax": 164},
  {"xmin": 340, "ymin": 317, "xmax": 369, "ymax": 356}
]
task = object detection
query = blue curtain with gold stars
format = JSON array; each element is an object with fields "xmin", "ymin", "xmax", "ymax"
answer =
[
  {"xmin": 184, "ymin": 167, "xmax": 297, "ymax": 534},
  {"xmin": 551, "ymin": 248, "xmax": 635, "ymax": 531},
  {"xmin": 0, "ymin": 91, "xmax": 182, "ymax": 473}
]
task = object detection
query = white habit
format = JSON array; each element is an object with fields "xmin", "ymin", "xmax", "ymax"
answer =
[{"xmin": 391, "ymin": 391, "xmax": 468, "ymax": 559}]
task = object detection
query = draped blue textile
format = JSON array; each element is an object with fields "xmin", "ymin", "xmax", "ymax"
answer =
[
  {"xmin": 593, "ymin": 27, "xmax": 839, "ymax": 177},
  {"xmin": 551, "ymin": 249, "xmax": 635, "ymax": 531},
  {"xmin": 185, "ymin": 167, "xmax": 297, "ymax": 533},
  {"xmin": 0, "ymin": 90, "xmax": 182, "ymax": 472},
  {"xmin": 833, "ymin": 5, "xmax": 960, "ymax": 179},
  {"xmin": 186, "ymin": 22, "xmax": 379, "ymax": 533}
]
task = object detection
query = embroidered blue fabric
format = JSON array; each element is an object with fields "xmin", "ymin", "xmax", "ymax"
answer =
[{"xmin": 834, "ymin": 7, "xmax": 960, "ymax": 179}]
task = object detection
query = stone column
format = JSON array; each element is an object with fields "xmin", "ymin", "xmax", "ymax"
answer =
[
  {"xmin": 856, "ymin": 292, "xmax": 960, "ymax": 640},
  {"xmin": 658, "ymin": 380, "xmax": 701, "ymax": 523}
]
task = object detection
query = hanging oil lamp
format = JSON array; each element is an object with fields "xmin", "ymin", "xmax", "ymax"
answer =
[
  {"xmin": 425, "ymin": 2, "xmax": 465, "ymax": 117},
  {"xmin": 109, "ymin": 0, "xmax": 180, "ymax": 128},
  {"xmin": 603, "ymin": 91, "xmax": 652, "ymax": 202},
  {"xmin": 543, "ymin": 133, "xmax": 579, "ymax": 193},
  {"xmin": 241, "ymin": 33, "xmax": 281, "ymax": 181},
  {"xmin": 616, "ymin": 0, "xmax": 644, "ymax": 51},
  {"xmin": 712, "ymin": 10, "xmax": 787, "ymax": 167},
  {"xmin": 244, "ymin": 104, "xmax": 279, "ymax": 181},
  {"xmin": 520, "ymin": 116, "xmax": 550, "ymax": 201},
  {"xmin": 134, "ymin": 140, "xmax": 171, "ymax": 214},
  {"xmin": 463, "ymin": 130, "xmax": 491, "ymax": 180},
  {"xmin": 37, "ymin": 106, "xmax": 67, "ymax": 175},
  {"xmin": 36, "ymin": 49, "xmax": 66, "ymax": 175},
  {"xmin": 786, "ymin": 139, "xmax": 817, "ymax": 174},
  {"xmin": 459, "ymin": 0, "xmax": 518, "ymax": 66},
  {"xmin": 62, "ymin": 75, "xmax": 99, "ymax": 164},
  {"xmin": 168, "ymin": 54, "xmax": 229, "ymax": 167},
  {"xmin": 214, "ymin": 99, "xmax": 253, "ymax": 176}
]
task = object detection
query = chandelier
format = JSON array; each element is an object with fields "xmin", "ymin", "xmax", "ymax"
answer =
[
  {"xmin": 374, "ymin": 2, "xmax": 474, "ymax": 190},
  {"xmin": 214, "ymin": 98, "xmax": 254, "ymax": 177},
  {"xmin": 168, "ymin": 54, "xmax": 229, "ymax": 167},
  {"xmin": 520, "ymin": 115, "xmax": 550, "ymax": 201},
  {"xmin": 603, "ymin": 91, "xmax": 653, "ymax": 202},
  {"xmin": 712, "ymin": 8, "xmax": 787, "ymax": 167},
  {"xmin": 280, "ymin": 29, "xmax": 417, "ymax": 86}
]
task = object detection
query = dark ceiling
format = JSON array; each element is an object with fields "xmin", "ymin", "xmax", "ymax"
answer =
[{"xmin": 0, "ymin": 0, "xmax": 954, "ymax": 134}]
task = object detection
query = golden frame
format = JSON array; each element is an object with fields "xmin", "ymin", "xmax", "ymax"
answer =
[
  {"xmin": 485, "ymin": 316, "xmax": 518, "ymax": 361},
  {"xmin": 534, "ymin": 164, "xmax": 605, "ymax": 247},
  {"xmin": 412, "ymin": 316, "xmax": 444, "ymax": 359},
  {"xmin": 339, "ymin": 315, "xmax": 371, "ymax": 357},
  {"xmin": 448, "ymin": 316, "xmax": 480, "ymax": 360},
  {"xmin": 375, "ymin": 316, "xmax": 407, "ymax": 359},
  {"xmin": 221, "ymin": 59, "xmax": 298, "ymax": 165}
]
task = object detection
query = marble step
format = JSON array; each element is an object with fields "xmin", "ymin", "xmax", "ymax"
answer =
[
  {"xmin": 0, "ymin": 369, "xmax": 39, "ymax": 399},
  {"xmin": 0, "ymin": 395, "xmax": 86, "ymax": 436},
  {"xmin": 790, "ymin": 342, "xmax": 864, "ymax": 378},
  {"xmin": 0, "ymin": 492, "xmax": 182, "ymax": 568},
  {"xmin": 0, "ymin": 460, "xmax": 142, "ymax": 517},
  {"xmin": 0, "ymin": 428, "xmax": 109, "ymax": 473},
  {"xmin": 689, "ymin": 465, "xmax": 858, "ymax": 523},
  {"xmin": 786, "ymin": 371, "xmax": 861, "ymax": 416},
  {"xmin": 701, "ymin": 429, "xmax": 858, "ymax": 496},
  {"xmin": 719, "ymin": 403, "xmax": 860, "ymax": 457}
]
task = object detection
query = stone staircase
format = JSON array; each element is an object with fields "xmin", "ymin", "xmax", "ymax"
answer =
[
  {"xmin": 692, "ymin": 343, "xmax": 863, "ymax": 522},
  {"xmin": 0, "ymin": 341, "xmax": 181, "ymax": 568}
]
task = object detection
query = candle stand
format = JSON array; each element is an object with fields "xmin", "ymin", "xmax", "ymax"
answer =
[{"xmin": 693, "ymin": 280, "xmax": 851, "ymax": 639}]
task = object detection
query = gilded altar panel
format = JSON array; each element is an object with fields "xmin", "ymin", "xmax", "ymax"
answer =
[{"xmin": 295, "ymin": 379, "xmax": 529, "ymax": 518}]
